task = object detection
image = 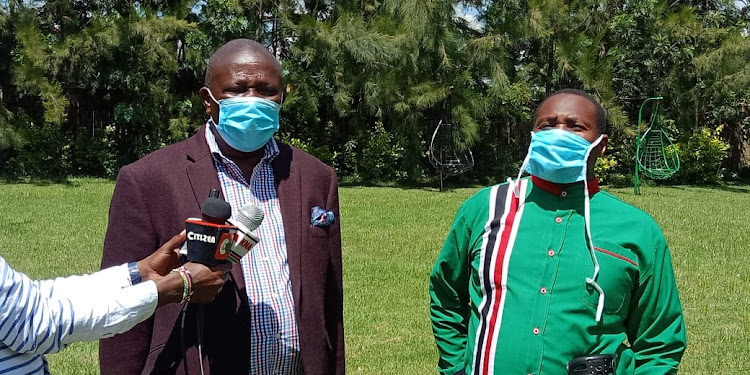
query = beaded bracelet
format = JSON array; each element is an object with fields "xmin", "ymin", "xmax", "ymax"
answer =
[
  {"xmin": 171, "ymin": 267, "xmax": 194, "ymax": 304},
  {"xmin": 179, "ymin": 266, "xmax": 193, "ymax": 296}
]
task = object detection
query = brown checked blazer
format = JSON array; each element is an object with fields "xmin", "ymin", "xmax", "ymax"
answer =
[{"xmin": 99, "ymin": 125, "xmax": 344, "ymax": 375}]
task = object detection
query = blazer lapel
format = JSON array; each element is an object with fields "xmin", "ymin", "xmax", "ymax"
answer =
[
  {"xmin": 186, "ymin": 154, "xmax": 222, "ymax": 210},
  {"xmin": 185, "ymin": 125, "xmax": 223, "ymax": 208},
  {"xmin": 184, "ymin": 125, "xmax": 248, "ymax": 290},
  {"xmin": 273, "ymin": 142, "xmax": 302, "ymax": 306}
]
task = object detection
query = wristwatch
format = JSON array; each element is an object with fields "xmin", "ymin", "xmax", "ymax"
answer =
[{"xmin": 128, "ymin": 261, "xmax": 142, "ymax": 285}]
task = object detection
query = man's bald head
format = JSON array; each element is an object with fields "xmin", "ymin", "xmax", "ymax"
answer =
[
  {"xmin": 204, "ymin": 39, "xmax": 282, "ymax": 88},
  {"xmin": 199, "ymin": 39, "xmax": 285, "ymax": 126}
]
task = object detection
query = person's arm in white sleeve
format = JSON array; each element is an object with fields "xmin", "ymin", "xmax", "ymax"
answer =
[
  {"xmin": 34, "ymin": 263, "xmax": 134, "ymax": 300},
  {"xmin": 0, "ymin": 232, "xmax": 229, "ymax": 355},
  {"xmin": 0, "ymin": 259, "xmax": 159, "ymax": 354}
]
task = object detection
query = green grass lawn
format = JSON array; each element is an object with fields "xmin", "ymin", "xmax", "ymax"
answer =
[{"xmin": 0, "ymin": 179, "xmax": 748, "ymax": 374}]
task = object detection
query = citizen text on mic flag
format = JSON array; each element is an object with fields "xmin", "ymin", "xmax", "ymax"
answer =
[{"xmin": 185, "ymin": 218, "xmax": 240, "ymax": 265}]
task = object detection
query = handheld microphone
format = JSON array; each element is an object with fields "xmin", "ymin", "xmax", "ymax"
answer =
[
  {"xmin": 184, "ymin": 190, "xmax": 239, "ymax": 265},
  {"xmin": 226, "ymin": 203, "xmax": 264, "ymax": 262}
]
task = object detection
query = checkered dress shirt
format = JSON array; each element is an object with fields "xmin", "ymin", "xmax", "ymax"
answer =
[{"xmin": 205, "ymin": 124, "xmax": 301, "ymax": 375}]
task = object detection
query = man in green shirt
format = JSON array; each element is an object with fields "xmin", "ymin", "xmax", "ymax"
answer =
[{"xmin": 429, "ymin": 89, "xmax": 687, "ymax": 375}]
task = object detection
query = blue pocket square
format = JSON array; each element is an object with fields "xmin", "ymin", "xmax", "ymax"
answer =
[{"xmin": 311, "ymin": 206, "xmax": 336, "ymax": 227}]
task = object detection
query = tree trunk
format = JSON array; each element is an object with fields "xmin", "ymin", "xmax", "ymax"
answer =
[{"xmin": 546, "ymin": 35, "xmax": 556, "ymax": 97}]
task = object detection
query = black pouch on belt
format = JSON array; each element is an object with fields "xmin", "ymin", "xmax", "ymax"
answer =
[{"xmin": 566, "ymin": 354, "xmax": 617, "ymax": 375}]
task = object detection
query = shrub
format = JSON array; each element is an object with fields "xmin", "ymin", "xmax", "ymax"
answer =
[
  {"xmin": 359, "ymin": 122, "xmax": 404, "ymax": 182},
  {"xmin": 594, "ymin": 154, "xmax": 619, "ymax": 185},
  {"xmin": 276, "ymin": 133, "xmax": 335, "ymax": 168},
  {"xmin": 68, "ymin": 127, "xmax": 117, "ymax": 178},
  {"xmin": 672, "ymin": 126, "xmax": 730, "ymax": 184},
  {"xmin": 4, "ymin": 121, "xmax": 70, "ymax": 179}
]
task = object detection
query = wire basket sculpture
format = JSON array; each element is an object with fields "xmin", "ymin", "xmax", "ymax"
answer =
[
  {"xmin": 634, "ymin": 97, "xmax": 680, "ymax": 194},
  {"xmin": 429, "ymin": 120, "xmax": 474, "ymax": 191}
]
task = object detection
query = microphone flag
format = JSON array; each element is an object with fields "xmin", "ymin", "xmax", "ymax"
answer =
[
  {"xmin": 185, "ymin": 218, "xmax": 245, "ymax": 265},
  {"xmin": 226, "ymin": 224, "xmax": 260, "ymax": 262}
]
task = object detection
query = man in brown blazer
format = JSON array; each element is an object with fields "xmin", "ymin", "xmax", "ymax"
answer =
[{"xmin": 99, "ymin": 39, "xmax": 344, "ymax": 375}]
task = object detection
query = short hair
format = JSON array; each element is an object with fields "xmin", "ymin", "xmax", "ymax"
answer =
[{"xmin": 535, "ymin": 89, "xmax": 607, "ymax": 134}]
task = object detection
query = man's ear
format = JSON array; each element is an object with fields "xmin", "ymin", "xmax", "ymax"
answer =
[
  {"xmin": 199, "ymin": 87, "xmax": 212, "ymax": 115},
  {"xmin": 598, "ymin": 134, "xmax": 609, "ymax": 157}
]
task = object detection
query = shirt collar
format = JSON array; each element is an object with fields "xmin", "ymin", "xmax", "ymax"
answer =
[
  {"xmin": 204, "ymin": 120, "xmax": 279, "ymax": 164},
  {"xmin": 530, "ymin": 175, "xmax": 600, "ymax": 196}
]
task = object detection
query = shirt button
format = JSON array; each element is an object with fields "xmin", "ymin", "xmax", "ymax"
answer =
[
  {"xmin": 275, "ymin": 333, "xmax": 281, "ymax": 339},
  {"xmin": 561, "ymin": 191, "xmax": 567, "ymax": 197},
  {"xmin": 548, "ymin": 250, "xmax": 555, "ymax": 257},
  {"xmin": 540, "ymin": 287, "xmax": 547, "ymax": 294},
  {"xmin": 555, "ymin": 217, "xmax": 562, "ymax": 224},
  {"xmin": 533, "ymin": 327, "xmax": 540, "ymax": 335}
]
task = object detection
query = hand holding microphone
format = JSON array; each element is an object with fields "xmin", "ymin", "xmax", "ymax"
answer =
[
  {"xmin": 135, "ymin": 231, "xmax": 232, "ymax": 307},
  {"xmin": 171, "ymin": 261, "xmax": 231, "ymax": 304}
]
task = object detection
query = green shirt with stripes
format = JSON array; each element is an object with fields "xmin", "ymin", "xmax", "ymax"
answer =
[{"xmin": 429, "ymin": 177, "xmax": 686, "ymax": 375}]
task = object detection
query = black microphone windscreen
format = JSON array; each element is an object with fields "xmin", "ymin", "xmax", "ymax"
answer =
[
  {"xmin": 235, "ymin": 203, "xmax": 264, "ymax": 232},
  {"xmin": 201, "ymin": 197, "xmax": 232, "ymax": 223}
]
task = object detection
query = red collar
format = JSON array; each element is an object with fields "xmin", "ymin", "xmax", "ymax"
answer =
[{"xmin": 530, "ymin": 176, "xmax": 600, "ymax": 196}]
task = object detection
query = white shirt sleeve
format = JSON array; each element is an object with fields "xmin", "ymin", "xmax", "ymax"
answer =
[
  {"xmin": 0, "ymin": 255, "xmax": 158, "ymax": 355},
  {"xmin": 34, "ymin": 264, "xmax": 134, "ymax": 299}
]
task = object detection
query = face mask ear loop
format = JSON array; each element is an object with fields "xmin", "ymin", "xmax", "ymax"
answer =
[
  {"xmin": 205, "ymin": 89, "xmax": 222, "ymax": 128},
  {"xmin": 508, "ymin": 132, "xmax": 534, "ymax": 198},
  {"xmin": 583, "ymin": 135, "xmax": 605, "ymax": 322},
  {"xmin": 206, "ymin": 87, "xmax": 220, "ymax": 103}
]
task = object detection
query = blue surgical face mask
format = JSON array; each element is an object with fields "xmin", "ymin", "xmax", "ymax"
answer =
[
  {"xmin": 207, "ymin": 90, "xmax": 281, "ymax": 152},
  {"xmin": 523, "ymin": 128, "xmax": 603, "ymax": 184}
]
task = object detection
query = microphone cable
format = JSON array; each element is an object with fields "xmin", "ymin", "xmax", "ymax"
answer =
[
  {"xmin": 191, "ymin": 273, "xmax": 241, "ymax": 375},
  {"xmin": 180, "ymin": 302, "xmax": 190, "ymax": 375},
  {"xmin": 197, "ymin": 306, "xmax": 206, "ymax": 375},
  {"xmin": 180, "ymin": 258, "xmax": 245, "ymax": 375},
  {"xmin": 179, "ymin": 302, "xmax": 207, "ymax": 375}
]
